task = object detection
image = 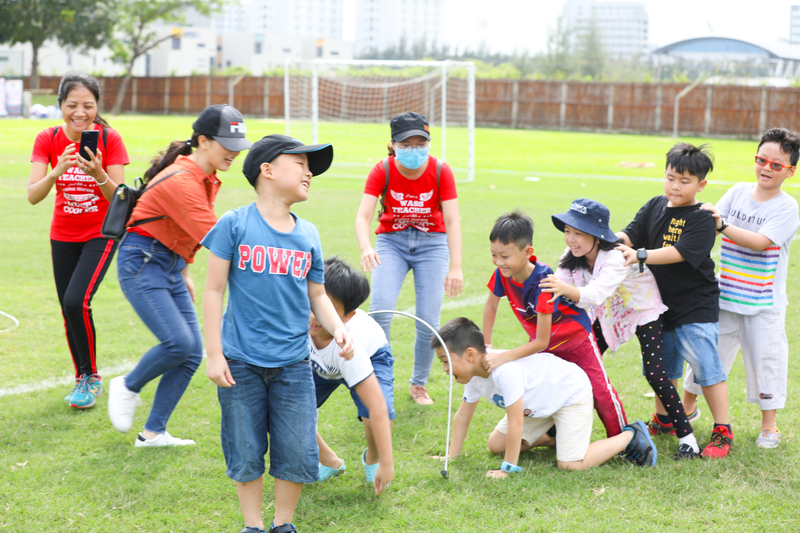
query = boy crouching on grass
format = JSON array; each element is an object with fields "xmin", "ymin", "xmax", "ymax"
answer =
[
  {"xmin": 433, "ymin": 317, "xmax": 657, "ymax": 476},
  {"xmin": 202, "ymin": 135, "xmax": 354, "ymax": 533},
  {"xmin": 310, "ymin": 256, "xmax": 395, "ymax": 495}
]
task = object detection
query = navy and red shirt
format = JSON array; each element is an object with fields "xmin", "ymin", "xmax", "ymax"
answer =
[{"xmin": 487, "ymin": 258, "xmax": 593, "ymax": 354}]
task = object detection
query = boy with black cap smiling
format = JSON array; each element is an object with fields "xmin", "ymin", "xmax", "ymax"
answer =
[{"xmin": 202, "ymin": 134, "xmax": 354, "ymax": 533}]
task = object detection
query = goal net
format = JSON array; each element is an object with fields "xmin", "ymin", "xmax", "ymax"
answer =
[{"xmin": 284, "ymin": 60, "xmax": 475, "ymax": 182}]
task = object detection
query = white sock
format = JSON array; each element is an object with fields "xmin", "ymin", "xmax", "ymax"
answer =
[{"xmin": 679, "ymin": 433, "xmax": 699, "ymax": 453}]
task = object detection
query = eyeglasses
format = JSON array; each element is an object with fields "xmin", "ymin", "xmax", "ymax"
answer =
[{"xmin": 755, "ymin": 156, "xmax": 796, "ymax": 172}]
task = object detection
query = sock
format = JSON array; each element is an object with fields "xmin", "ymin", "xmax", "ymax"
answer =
[
  {"xmin": 685, "ymin": 405, "xmax": 698, "ymax": 417},
  {"xmin": 714, "ymin": 423, "xmax": 732, "ymax": 435},
  {"xmin": 657, "ymin": 413, "xmax": 672, "ymax": 426},
  {"xmin": 678, "ymin": 433, "xmax": 699, "ymax": 453}
]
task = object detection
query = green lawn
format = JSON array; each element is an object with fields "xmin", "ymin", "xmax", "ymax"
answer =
[{"xmin": 1, "ymin": 116, "xmax": 799, "ymax": 532}]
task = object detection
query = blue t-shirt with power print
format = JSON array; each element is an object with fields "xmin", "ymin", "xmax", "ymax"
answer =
[{"xmin": 201, "ymin": 203, "xmax": 324, "ymax": 367}]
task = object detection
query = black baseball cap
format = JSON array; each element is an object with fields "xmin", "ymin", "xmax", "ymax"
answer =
[
  {"xmin": 551, "ymin": 199, "xmax": 618, "ymax": 244},
  {"xmin": 192, "ymin": 104, "xmax": 253, "ymax": 152},
  {"xmin": 243, "ymin": 134, "xmax": 334, "ymax": 185},
  {"xmin": 390, "ymin": 112, "xmax": 431, "ymax": 142}
]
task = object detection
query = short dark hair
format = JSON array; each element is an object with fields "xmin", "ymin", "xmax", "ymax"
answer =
[
  {"xmin": 430, "ymin": 317, "xmax": 486, "ymax": 356},
  {"xmin": 489, "ymin": 209, "xmax": 534, "ymax": 249},
  {"xmin": 758, "ymin": 128, "xmax": 800, "ymax": 166},
  {"xmin": 665, "ymin": 142, "xmax": 714, "ymax": 181},
  {"xmin": 323, "ymin": 256, "xmax": 370, "ymax": 315}
]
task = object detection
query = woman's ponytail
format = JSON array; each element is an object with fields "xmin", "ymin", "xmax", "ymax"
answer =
[{"xmin": 144, "ymin": 132, "xmax": 212, "ymax": 182}]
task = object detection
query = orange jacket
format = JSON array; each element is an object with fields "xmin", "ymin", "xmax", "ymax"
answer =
[{"xmin": 128, "ymin": 156, "xmax": 221, "ymax": 262}]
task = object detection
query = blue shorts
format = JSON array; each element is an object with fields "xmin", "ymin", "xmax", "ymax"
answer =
[
  {"xmin": 314, "ymin": 345, "xmax": 396, "ymax": 421},
  {"xmin": 218, "ymin": 357, "xmax": 319, "ymax": 483},
  {"xmin": 658, "ymin": 322, "xmax": 727, "ymax": 387}
]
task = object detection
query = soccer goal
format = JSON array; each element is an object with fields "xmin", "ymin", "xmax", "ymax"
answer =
[{"xmin": 284, "ymin": 59, "xmax": 476, "ymax": 182}]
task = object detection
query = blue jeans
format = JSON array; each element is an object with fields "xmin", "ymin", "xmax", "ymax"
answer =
[
  {"xmin": 369, "ymin": 228, "xmax": 449, "ymax": 387},
  {"xmin": 218, "ymin": 357, "xmax": 319, "ymax": 483},
  {"xmin": 662, "ymin": 321, "xmax": 726, "ymax": 387},
  {"xmin": 117, "ymin": 232, "xmax": 203, "ymax": 434}
]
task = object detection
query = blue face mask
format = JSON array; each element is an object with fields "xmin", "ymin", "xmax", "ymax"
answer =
[{"xmin": 395, "ymin": 146, "xmax": 430, "ymax": 170}]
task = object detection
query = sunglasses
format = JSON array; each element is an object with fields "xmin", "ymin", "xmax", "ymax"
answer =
[{"xmin": 754, "ymin": 156, "xmax": 796, "ymax": 172}]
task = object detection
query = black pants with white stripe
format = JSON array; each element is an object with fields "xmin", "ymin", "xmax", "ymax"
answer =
[{"xmin": 51, "ymin": 238, "xmax": 117, "ymax": 378}]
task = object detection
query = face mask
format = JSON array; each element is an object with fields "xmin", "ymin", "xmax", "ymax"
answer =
[{"xmin": 395, "ymin": 146, "xmax": 429, "ymax": 170}]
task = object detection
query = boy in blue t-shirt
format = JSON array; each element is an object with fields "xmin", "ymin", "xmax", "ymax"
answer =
[{"xmin": 202, "ymin": 135, "xmax": 354, "ymax": 533}]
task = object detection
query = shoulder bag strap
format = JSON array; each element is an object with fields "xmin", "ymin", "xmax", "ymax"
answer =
[{"xmin": 129, "ymin": 170, "xmax": 191, "ymax": 228}]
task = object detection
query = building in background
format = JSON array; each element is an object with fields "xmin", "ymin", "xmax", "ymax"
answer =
[
  {"xmin": 563, "ymin": 0, "xmax": 649, "ymax": 60},
  {"xmin": 354, "ymin": 0, "xmax": 444, "ymax": 57},
  {"xmin": 791, "ymin": 5, "xmax": 800, "ymax": 44},
  {"xmin": 212, "ymin": 0, "xmax": 344, "ymax": 39},
  {"xmin": 219, "ymin": 34, "xmax": 353, "ymax": 73}
]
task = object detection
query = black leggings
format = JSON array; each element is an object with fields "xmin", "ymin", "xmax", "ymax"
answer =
[
  {"xmin": 51, "ymin": 238, "xmax": 117, "ymax": 378},
  {"xmin": 593, "ymin": 318, "xmax": 693, "ymax": 438}
]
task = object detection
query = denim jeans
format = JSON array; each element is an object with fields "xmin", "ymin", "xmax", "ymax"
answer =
[
  {"xmin": 369, "ymin": 228, "xmax": 449, "ymax": 386},
  {"xmin": 117, "ymin": 232, "xmax": 203, "ymax": 434},
  {"xmin": 218, "ymin": 357, "xmax": 319, "ymax": 483}
]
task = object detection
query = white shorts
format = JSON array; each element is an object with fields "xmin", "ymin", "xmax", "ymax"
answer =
[
  {"xmin": 494, "ymin": 392, "xmax": 594, "ymax": 463},
  {"xmin": 684, "ymin": 309, "xmax": 788, "ymax": 410}
]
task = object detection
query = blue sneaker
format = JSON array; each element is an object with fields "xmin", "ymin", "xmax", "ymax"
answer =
[
  {"xmin": 87, "ymin": 374, "xmax": 103, "ymax": 396},
  {"xmin": 69, "ymin": 374, "xmax": 97, "ymax": 409},
  {"xmin": 268, "ymin": 523, "xmax": 297, "ymax": 533},
  {"xmin": 317, "ymin": 459, "xmax": 346, "ymax": 482},
  {"xmin": 361, "ymin": 448, "xmax": 379, "ymax": 483},
  {"xmin": 240, "ymin": 528, "xmax": 265, "ymax": 533},
  {"xmin": 622, "ymin": 420, "xmax": 657, "ymax": 467},
  {"xmin": 64, "ymin": 378, "xmax": 81, "ymax": 402}
]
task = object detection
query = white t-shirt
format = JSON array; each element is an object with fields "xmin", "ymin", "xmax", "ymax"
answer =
[
  {"xmin": 717, "ymin": 182, "xmax": 800, "ymax": 314},
  {"xmin": 309, "ymin": 309, "xmax": 389, "ymax": 387},
  {"xmin": 462, "ymin": 353, "xmax": 592, "ymax": 418}
]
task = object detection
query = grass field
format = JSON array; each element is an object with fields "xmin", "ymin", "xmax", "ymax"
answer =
[{"xmin": 2, "ymin": 116, "xmax": 800, "ymax": 532}]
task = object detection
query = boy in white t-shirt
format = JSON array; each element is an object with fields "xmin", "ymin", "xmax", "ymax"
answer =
[
  {"xmin": 683, "ymin": 127, "xmax": 800, "ymax": 449},
  {"xmin": 309, "ymin": 256, "xmax": 395, "ymax": 494},
  {"xmin": 432, "ymin": 317, "xmax": 657, "ymax": 476}
]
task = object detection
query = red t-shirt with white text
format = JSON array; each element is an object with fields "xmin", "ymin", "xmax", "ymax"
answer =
[
  {"xmin": 31, "ymin": 124, "xmax": 130, "ymax": 242},
  {"xmin": 363, "ymin": 155, "xmax": 457, "ymax": 234}
]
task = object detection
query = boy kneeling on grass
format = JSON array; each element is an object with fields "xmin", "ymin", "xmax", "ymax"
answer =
[
  {"xmin": 433, "ymin": 317, "xmax": 657, "ymax": 476},
  {"xmin": 309, "ymin": 256, "xmax": 395, "ymax": 495}
]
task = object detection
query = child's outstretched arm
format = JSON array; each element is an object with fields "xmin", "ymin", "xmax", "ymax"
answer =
[
  {"xmin": 204, "ymin": 252, "xmax": 236, "ymax": 388},
  {"xmin": 701, "ymin": 202, "xmax": 775, "ymax": 251},
  {"xmin": 482, "ymin": 292, "xmax": 501, "ymax": 348},
  {"xmin": 487, "ymin": 398, "xmax": 523, "ymax": 479},
  {"xmin": 483, "ymin": 311, "xmax": 551, "ymax": 373},
  {"xmin": 447, "ymin": 400, "xmax": 479, "ymax": 459},
  {"xmin": 308, "ymin": 281, "xmax": 355, "ymax": 359},
  {"xmin": 353, "ymin": 375, "xmax": 394, "ymax": 495},
  {"xmin": 616, "ymin": 242, "xmax": 685, "ymax": 266}
]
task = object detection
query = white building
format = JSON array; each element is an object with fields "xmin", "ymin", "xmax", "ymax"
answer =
[
  {"xmin": 213, "ymin": 0, "xmax": 344, "ymax": 40},
  {"xmin": 354, "ymin": 0, "xmax": 444, "ymax": 57},
  {"xmin": 219, "ymin": 34, "xmax": 354, "ymax": 73},
  {"xmin": 563, "ymin": 0, "xmax": 649, "ymax": 60},
  {"xmin": 791, "ymin": 5, "xmax": 800, "ymax": 44}
]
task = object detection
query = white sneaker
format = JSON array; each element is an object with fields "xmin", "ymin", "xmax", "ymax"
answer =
[
  {"xmin": 108, "ymin": 375, "xmax": 142, "ymax": 433},
  {"xmin": 134, "ymin": 431, "xmax": 196, "ymax": 447}
]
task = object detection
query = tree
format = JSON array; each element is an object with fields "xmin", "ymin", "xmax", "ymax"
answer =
[
  {"xmin": 576, "ymin": 15, "xmax": 606, "ymax": 79},
  {"xmin": 109, "ymin": 0, "xmax": 226, "ymax": 114},
  {"xmin": 0, "ymin": 0, "xmax": 116, "ymax": 89},
  {"xmin": 543, "ymin": 14, "xmax": 573, "ymax": 77}
]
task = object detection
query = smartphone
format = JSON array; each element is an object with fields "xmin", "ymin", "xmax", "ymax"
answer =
[{"xmin": 79, "ymin": 130, "xmax": 100, "ymax": 160}]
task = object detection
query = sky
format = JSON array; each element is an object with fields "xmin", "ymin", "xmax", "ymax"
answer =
[{"xmin": 342, "ymin": 0, "xmax": 800, "ymax": 55}]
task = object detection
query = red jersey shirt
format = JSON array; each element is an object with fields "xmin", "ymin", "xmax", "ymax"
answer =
[
  {"xmin": 364, "ymin": 155, "xmax": 457, "ymax": 234},
  {"xmin": 31, "ymin": 124, "xmax": 130, "ymax": 242}
]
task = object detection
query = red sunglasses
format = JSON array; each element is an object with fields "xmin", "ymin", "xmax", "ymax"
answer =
[{"xmin": 755, "ymin": 155, "xmax": 796, "ymax": 172}]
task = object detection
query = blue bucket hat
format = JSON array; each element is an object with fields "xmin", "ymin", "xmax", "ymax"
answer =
[{"xmin": 551, "ymin": 199, "xmax": 618, "ymax": 244}]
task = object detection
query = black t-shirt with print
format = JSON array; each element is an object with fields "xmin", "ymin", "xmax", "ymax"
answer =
[{"xmin": 622, "ymin": 195, "xmax": 719, "ymax": 330}]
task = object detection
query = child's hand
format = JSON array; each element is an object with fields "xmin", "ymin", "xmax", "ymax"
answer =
[
  {"xmin": 486, "ymin": 469, "xmax": 508, "ymax": 479},
  {"xmin": 482, "ymin": 350, "xmax": 507, "ymax": 373},
  {"xmin": 206, "ymin": 353, "xmax": 236, "ymax": 388},
  {"xmin": 539, "ymin": 274, "xmax": 569, "ymax": 304},
  {"xmin": 373, "ymin": 463, "xmax": 394, "ymax": 495},
  {"xmin": 615, "ymin": 243, "xmax": 637, "ymax": 266},
  {"xmin": 335, "ymin": 328, "xmax": 355, "ymax": 360},
  {"xmin": 700, "ymin": 202, "xmax": 723, "ymax": 229}
]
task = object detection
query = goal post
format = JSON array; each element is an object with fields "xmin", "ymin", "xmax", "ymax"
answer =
[{"xmin": 284, "ymin": 59, "xmax": 476, "ymax": 182}]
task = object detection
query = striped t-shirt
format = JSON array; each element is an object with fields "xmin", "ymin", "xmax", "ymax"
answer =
[{"xmin": 716, "ymin": 182, "xmax": 799, "ymax": 314}]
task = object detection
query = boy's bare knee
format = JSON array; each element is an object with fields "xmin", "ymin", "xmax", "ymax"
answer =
[
  {"xmin": 487, "ymin": 431, "xmax": 506, "ymax": 454},
  {"xmin": 557, "ymin": 460, "xmax": 586, "ymax": 471}
]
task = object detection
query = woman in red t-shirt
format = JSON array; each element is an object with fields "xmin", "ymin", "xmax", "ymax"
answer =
[
  {"xmin": 27, "ymin": 72, "xmax": 130, "ymax": 409},
  {"xmin": 355, "ymin": 112, "xmax": 463, "ymax": 405}
]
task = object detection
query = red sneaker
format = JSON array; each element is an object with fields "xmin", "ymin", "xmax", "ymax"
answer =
[
  {"xmin": 701, "ymin": 426, "xmax": 733, "ymax": 459},
  {"xmin": 646, "ymin": 413, "xmax": 676, "ymax": 436}
]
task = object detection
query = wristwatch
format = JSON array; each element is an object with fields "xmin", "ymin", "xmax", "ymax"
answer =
[
  {"xmin": 636, "ymin": 248, "xmax": 647, "ymax": 273},
  {"xmin": 501, "ymin": 461, "xmax": 523, "ymax": 473},
  {"xmin": 718, "ymin": 218, "xmax": 729, "ymax": 233}
]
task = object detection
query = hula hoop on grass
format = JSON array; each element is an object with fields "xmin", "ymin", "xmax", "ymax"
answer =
[
  {"xmin": 0, "ymin": 310, "xmax": 19, "ymax": 333},
  {"xmin": 368, "ymin": 309, "xmax": 453, "ymax": 478}
]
